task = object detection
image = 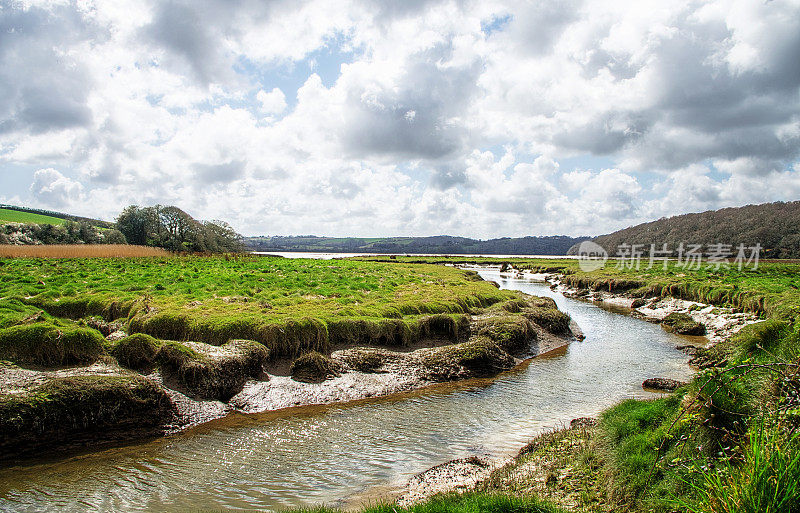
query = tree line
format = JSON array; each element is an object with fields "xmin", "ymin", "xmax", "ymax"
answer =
[
  {"xmin": 116, "ymin": 205, "xmax": 243, "ymax": 253},
  {"xmin": 246, "ymin": 234, "xmax": 589, "ymax": 255},
  {"xmin": 0, "ymin": 221, "xmax": 125, "ymax": 246},
  {"xmin": 0, "ymin": 204, "xmax": 244, "ymax": 253}
]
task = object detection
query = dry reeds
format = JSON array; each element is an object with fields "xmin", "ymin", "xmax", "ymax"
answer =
[{"xmin": 0, "ymin": 244, "xmax": 170, "ymax": 258}]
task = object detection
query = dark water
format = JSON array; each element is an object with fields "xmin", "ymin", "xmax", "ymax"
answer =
[{"xmin": 0, "ymin": 271, "xmax": 695, "ymax": 512}]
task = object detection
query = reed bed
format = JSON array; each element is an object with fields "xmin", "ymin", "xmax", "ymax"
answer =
[{"xmin": 0, "ymin": 244, "xmax": 170, "ymax": 258}]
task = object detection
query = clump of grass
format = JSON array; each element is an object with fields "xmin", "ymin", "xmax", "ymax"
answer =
[
  {"xmin": 291, "ymin": 351, "xmax": 341, "ymax": 383},
  {"xmin": 0, "ymin": 375, "xmax": 176, "ymax": 460},
  {"xmin": 421, "ymin": 336, "xmax": 515, "ymax": 381},
  {"xmin": 156, "ymin": 339, "xmax": 269, "ymax": 400},
  {"xmin": 336, "ymin": 348, "xmax": 385, "ymax": 372},
  {"xmin": 0, "ymin": 323, "xmax": 106, "ymax": 366},
  {"xmin": 522, "ymin": 307, "xmax": 571, "ymax": 335},
  {"xmin": 472, "ymin": 316, "xmax": 537, "ymax": 353},
  {"xmin": 681, "ymin": 421, "xmax": 800, "ymax": 513},
  {"xmin": 110, "ymin": 333, "xmax": 162, "ymax": 370},
  {"xmin": 294, "ymin": 492, "xmax": 565, "ymax": 513},
  {"xmin": 596, "ymin": 394, "xmax": 686, "ymax": 508},
  {"xmin": 661, "ymin": 312, "xmax": 706, "ymax": 335},
  {"xmin": 418, "ymin": 313, "xmax": 471, "ymax": 341}
]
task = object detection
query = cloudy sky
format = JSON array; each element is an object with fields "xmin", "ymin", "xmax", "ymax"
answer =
[{"xmin": 1, "ymin": 0, "xmax": 799, "ymax": 237}]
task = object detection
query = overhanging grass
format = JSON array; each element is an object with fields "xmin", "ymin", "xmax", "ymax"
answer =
[{"xmin": 0, "ymin": 375, "xmax": 175, "ymax": 459}]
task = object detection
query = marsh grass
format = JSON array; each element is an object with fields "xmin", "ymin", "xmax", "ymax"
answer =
[
  {"xmin": 0, "ymin": 257, "xmax": 512, "ymax": 358},
  {"xmin": 0, "ymin": 374, "xmax": 174, "ymax": 459},
  {"xmin": 0, "ymin": 323, "xmax": 106, "ymax": 366},
  {"xmin": 0, "ymin": 244, "xmax": 170, "ymax": 258},
  {"xmin": 679, "ymin": 421, "xmax": 800, "ymax": 513},
  {"xmin": 295, "ymin": 492, "xmax": 566, "ymax": 513}
]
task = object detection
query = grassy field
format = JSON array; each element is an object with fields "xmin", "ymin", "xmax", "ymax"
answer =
[
  {"xmin": 0, "ymin": 208, "xmax": 65, "ymax": 225},
  {"xmin": 0, "ymin": 255, "xmax": 513, "ymax": 358}
]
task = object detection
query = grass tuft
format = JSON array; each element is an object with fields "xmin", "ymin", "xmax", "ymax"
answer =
[
  {"xmin": 291, "ymin": 351, "xmax": 341, "ymax": 383},
  {"xmin": 0, "ymin": 323, "xmax": 106, "ymax": 366}
]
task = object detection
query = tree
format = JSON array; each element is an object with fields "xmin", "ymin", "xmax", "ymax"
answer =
[
  {"xmin": 116, "ymin": 206, "xmax": 150, "ymax": 245},
  {"xmin": 115, "ymin": 204, "xmax": 244, "ymax": 253},
  {"xmin": 103, "ymin": 229, "xmax": 127, "ymax": 244}
]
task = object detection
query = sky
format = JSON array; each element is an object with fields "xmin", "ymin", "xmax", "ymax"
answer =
[{"xmin": 0, "ymin": 0, "xmax": 799, "ymax": 238}]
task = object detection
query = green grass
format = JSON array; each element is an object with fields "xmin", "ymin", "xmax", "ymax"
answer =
[
  {"xmin": 0, "ymin": 256, "xmax": 513, "ymax": 359},
  {"xmin": 294, "ymin": 492, "xmax": 565, "ymax": 513},
  {"xmin": 0, "ymin": 208, "xmax": 65, "ymax": 225},
  {"xmin": 0, "ymin": 323, "xmax": 106, "ymax": 366},
  {"xmin": 681, "ymin": 420, "xmax": 800, "ymax": 513}
]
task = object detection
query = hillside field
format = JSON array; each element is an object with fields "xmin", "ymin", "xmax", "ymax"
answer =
[{"xmin": 0, "ymin": 208, "xmax": 65, "ymax": 225}]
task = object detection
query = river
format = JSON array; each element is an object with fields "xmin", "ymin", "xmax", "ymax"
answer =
[{"xmin": 0, "ymin": 269, "xmax": 696, "ymax": 512}]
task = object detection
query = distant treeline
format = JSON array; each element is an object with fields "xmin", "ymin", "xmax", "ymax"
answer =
[
  {"xmin": 246, "ymin": 234, "xmax": 589, "ymax": 255},
  {"xmin": 572, "ymin": 201, "xmax": 800, "ymax": 259}
]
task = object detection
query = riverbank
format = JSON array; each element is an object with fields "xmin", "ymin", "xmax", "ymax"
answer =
[
  {"xmin": 377, "ymin": 260, "xmax": 800, "ymax": 513},
  {"xmin": 0, "ymin": 256, "xmax": 579, "ymax": 462}
]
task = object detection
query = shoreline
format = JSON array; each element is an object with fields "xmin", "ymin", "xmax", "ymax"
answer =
[
  {"xmin": 0, "ymin": 288, "xmax": 578, "ymax": 464},
  {"xmin": 388, "ymin": 266, "xmax": 763, "ymax": 507}
]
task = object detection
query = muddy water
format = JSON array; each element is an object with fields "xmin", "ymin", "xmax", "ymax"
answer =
[{"xmin": 0, "ymin": 271, "xmax": 696, "ymax": 512}]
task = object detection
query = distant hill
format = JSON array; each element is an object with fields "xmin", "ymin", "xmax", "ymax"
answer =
[
  {"xmin": 246, "ymin": 234, "xmax": 589, "ymax": 256},
  {"xmin": 570, "ymin": 201, "xmax": 800, "ymax": 259},
  {"xmin": 0, "ymin": 204, "xmax": 112, "ymax": 228}
]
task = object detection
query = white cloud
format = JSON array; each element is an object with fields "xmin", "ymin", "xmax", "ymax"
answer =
[
  {"xmin": 29, "ymin": 168, "xmax": 83, "ymax": 208},
  {"xmin": 0, "ymin": 0, "xmax": 797, "ymax": 237},
  {"xmin": 256, "ymin": 88, "xmax": 287, "ymax": 115}
]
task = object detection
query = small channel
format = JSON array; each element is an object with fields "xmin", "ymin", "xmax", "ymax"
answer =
[{"xmin": 0, "ymin": 270, "xmax": 696, "ymax": 512}]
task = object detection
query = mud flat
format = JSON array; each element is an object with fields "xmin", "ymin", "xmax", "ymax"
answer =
[{"xmin": 0, "ymin": 288, "xmax": 577, "ymax": 462}]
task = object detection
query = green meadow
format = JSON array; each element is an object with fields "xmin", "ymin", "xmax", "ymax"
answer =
[
  {"xmin": 0, "ymin": 208, "xmax": 65, "ymax": 225},
  {"xmin": 0, "ymin": 256, "xmax": 512, "ymax": 358}
]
